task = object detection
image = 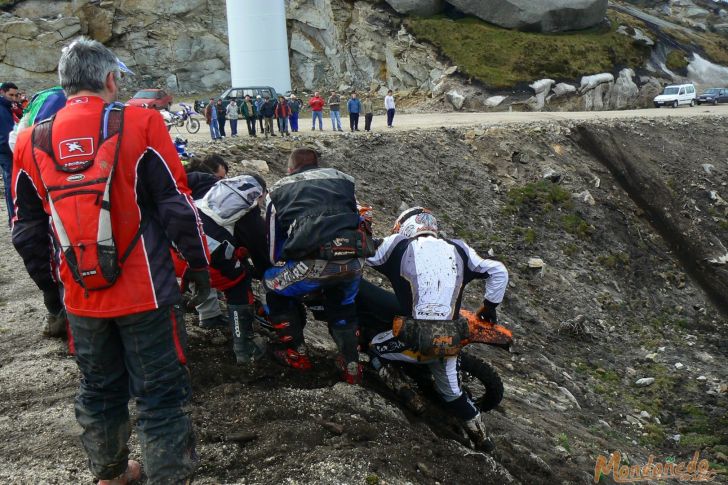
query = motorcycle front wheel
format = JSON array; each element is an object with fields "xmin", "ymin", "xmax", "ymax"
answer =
[
  {"xmin": 186, "ymin": 118, "xmax": 200, "ymax": 134},
  {"xmin": 459, "ymin": 353, "xmax": 504, "ymax": 412}
]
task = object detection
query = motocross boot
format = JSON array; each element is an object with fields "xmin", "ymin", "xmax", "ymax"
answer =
[
  {"xmin": 463, "ymin": 413, "xmax": 496, "ymax": 453},
  {"xmin": 229, "ymin": 304, "xmax": 267, "ymax": 364},
  {"xmin": 270, "ymin": 311, "xmax": 312, "ymax": 371},
  {"xmin": 97, "ymin": 459, "xmax": 141, "ymax": 485},
  {"xmin": 330, "ymin": 321, "xmax": 362, "ymax": 384}
]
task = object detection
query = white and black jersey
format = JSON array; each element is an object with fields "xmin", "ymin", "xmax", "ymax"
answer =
[{"xmin": 366, "ymin": 234, "xmax": 508, "ymax": 320}]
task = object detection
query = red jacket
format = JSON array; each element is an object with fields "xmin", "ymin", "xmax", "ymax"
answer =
[
  {"xmin": 12, "ymin": 96, "xmax": 208, "ymax": 318},
  {"xmin": 308, "ymin": 96, "xmax": 324, "ymax": 112},
  {"xmin": 275, "ymin": 101, "xmax": 291, "ymax": 118}
]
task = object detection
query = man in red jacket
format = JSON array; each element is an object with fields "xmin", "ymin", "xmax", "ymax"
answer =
[
  {"xmin": 12, "ymin": 38, "xmax": 209, "ymax": 484},
  {"xmin": 308, "ymin": 91, "xmax": 325, "ymax": 131}
]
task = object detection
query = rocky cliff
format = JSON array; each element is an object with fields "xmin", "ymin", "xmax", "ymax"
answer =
[{"xmin": 0, "ymin": 0, "xmax": 449, "ymax": 96}]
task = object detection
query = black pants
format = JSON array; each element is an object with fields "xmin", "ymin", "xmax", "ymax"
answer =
[
  {"xmin": 364, "ymin": 113, "xmax": 373, "ymax": 131},
  {"xmin": 218, "ymin": 117, "xmax": 226, "ymax": 137},
  {"xmin": 386, "ymin": 109, "xmax": 395, "ymax": 127},
  {"xmin": 258, "ymin": 115, "xmax": 264, "ymax": 132},
  {"xmin": 246, "ymin": 117, "xmax": 256, "ymax": 136},
  {"xmin": 349, "ymin": 113, "xmax": 359, "ymax": 131}
]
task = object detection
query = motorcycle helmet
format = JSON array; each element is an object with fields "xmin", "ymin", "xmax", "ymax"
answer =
[{"xmin": 392, "ymin": 206, "xmax": 438, "ymax": 238}]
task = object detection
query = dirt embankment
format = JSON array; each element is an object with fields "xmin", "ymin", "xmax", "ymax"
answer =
[{"xmin": 0, "ymin": 116, "xmax": 726, "ymax": 484}]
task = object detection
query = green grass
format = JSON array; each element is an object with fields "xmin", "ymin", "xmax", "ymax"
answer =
[
  {"xmin": 562, "ymin": 214, "xmax": 593, "ymax": 239},
  {"xmin": 407, "ymin": 13, "xmax": 651, "ymax": 88},
  {"xmin": 506, "ymin": 180, "xmax": 572, "ymax": 213},
  {"xmin": 557, "ymin": 432, "xmax": 571, "ymax": 452},
  {"xmin": 666, "ymin": 50, "xmax": 688, "ymax": 71}
]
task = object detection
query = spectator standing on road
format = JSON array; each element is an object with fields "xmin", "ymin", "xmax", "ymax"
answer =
[
  {"xmin": 255, "ymin": 94, "xmax": 265, "ymax": 133},
  {"xmin": 0, "ymin": 82, "xmax": 18, "ymax": 225},
  {"xmin": 385, "ymin": 90, "xmax": 396, "ymax": 128},
  {"xmin": 309, "ymin": 91, "xmax": 324, "ymax": 131},
  {"xmin": 347, "ymin": 92, "xmax": 361, "ymax": 132},
  {"xmin": 362, "ymin": 93, "xmax": 374, "ymax": 132},
  {"xmin": 216, "ymin": 98, "xmax": 227, "ymax": 138},
  {"xmin": 205, "ymin": 98, "xmax": 220, "ymax": 140},
  {"xmin": 275, "ymin": 95, "xmax": 291, "ymax": 137},
  {"xmin": 259, "ymin": 94, "xmax": 277, "ymax": 137},
  {"xmin": 328, "ymin": 90, "xmax": 343, "ymax": 132},
  {"xmin": 11, "ymin": 38, "xmax": 209, "ymax": 485},
  {"xmin": 226, "ymin": 99, "xmax": 239, "ymax": 137},
  {"xmin": 242, "ymin": 94, "xmax": 257, "ymax": 137},
  {"xmin": 288, "ymin": 94, "xmax": 302, "ymax": 132}
]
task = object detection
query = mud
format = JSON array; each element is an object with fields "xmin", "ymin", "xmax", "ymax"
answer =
[{"xmin": 0, "ymin": 114, "xmax": 726, "ymax": 484}]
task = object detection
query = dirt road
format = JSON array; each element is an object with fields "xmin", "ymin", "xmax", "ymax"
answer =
[{"xmin": 174, "ymin": 104, "xmax": 728, "ymax": 141}]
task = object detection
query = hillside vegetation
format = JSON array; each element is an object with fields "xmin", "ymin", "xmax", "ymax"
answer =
[{"xmin": 407, "ymin": 13, "xmax": 652, "ymax": 88}]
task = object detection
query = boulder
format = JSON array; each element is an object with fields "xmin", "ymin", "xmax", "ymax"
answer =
[
  {"xmin": 552, "ymin": 82, "xmax": 576, "ymax": 97},
  {"xmin": 485, "ymin": 95, "xmax": 507, "ymax": 107},
  {"xmin": 579, "ymin": 73, "xmax": 613, "ymax": 93},
  {"xmin": 636, "ymin": 76, "xmax": 662, "ymax": 108},
  {"xmin": 240, "ymin": 159, "xmax": 270, "ymax": 174},
  {"xmin": 446, "ymin": 0, "xmax": 608, "ymax": 33},
  {"xmin": 607, "ymin": 68, "xmax": 638, "ymax": 110},
  {"xmin": 383, "ymin": 0, "xmax": 445, "ymax": 16},
  {"xmin": 446, "ymin": 90, "xmax": 465, "ymax": 110},
  {"xmin": 527, "ymin": 78, "xmax": 554, "ymax": 110}
]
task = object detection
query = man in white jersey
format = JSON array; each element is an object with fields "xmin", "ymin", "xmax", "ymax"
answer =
[{"xmin": 366, "ymin": 207, "xmax": 508, "ymax": 451}]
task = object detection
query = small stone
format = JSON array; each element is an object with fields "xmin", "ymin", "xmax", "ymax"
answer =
[
  {"xmin": 598, "ymin": 419, "xmax": 611, "ymax": 429},
  {"xmin": 416, "ymin": 462, "xmax": 434, "ymax": 478},
  {"xmin": 239, "ymin": 159, "xmax": 270, "ymax": 174},
  {"xmin": 528, "ymin": 257, "xmax": 545, "ymax": 269},
  {"xmin": 635, "ymin": 377, "xmax": 655, "ymax": 387},
  {"xmin": 639, "ymin": 411, "xmax": 651, "ymax": 420},
  {"xmin": 674, "ymin": 362, "xmax": 684, "ymax": 370},
  {"xmin": 645, "ymin": 353, "xmax": 658, "ymax": 361},
  {"xmin": 542, "ymin": 169, "xmax": 562, "ymax": 183},
  {"xmin": 575, "ymin": 190, "xmax": 595, "ymax": 206},
  {"xmin": 696, "ymin": 375, "xmax": 707, "ymax": 382},
  {"xmin": 702, "ymin": 163, "xmax": 715, "ymax": 174},
  {"xmin": 657, "ymin": 347, "xmax": 666, "ymax": 352}
]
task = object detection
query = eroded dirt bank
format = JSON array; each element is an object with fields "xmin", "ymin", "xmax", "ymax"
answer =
[{"xmin": 0, "ymin": 116, "xmax": 726, "ymax": 484}]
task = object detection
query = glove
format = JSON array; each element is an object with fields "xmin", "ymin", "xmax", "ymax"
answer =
[
  {"xmin": 185, "ymin": 268, "xmax": 211, "ymax": 307},
  {"xmin": 43, "ymin": 288, "xmax": 64, "ymax": 315},
  {"xmin": 477, "ymin": 299, "xmax": 499, "ymax": 324}
]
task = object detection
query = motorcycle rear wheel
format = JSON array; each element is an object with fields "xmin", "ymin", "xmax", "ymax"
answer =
[
  {"xmin": 459, "ymin": 353, "xmax": 504, "ymax": 412},
  {"xmin": 186, "ymin": 118, "xmax": 201, "ymax": 134}
]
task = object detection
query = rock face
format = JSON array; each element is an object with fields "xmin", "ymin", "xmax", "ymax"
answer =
[
  {"xmin": 383, "ymin": 0, "xmax": 445, "ymax": 16},
  {"xmin": 286, "ymin": 0, "xmax": 447, "ymax": 92},
  {"xmin": 446, "ymin": 0, "xmax": 608, "ymax": 32},
  {"xmin": 0, "ymin": 0, "xmax": 449, "ymax": 95},
  {"xmin": 607, "ymin": 68, "xmax": 639, "ymax": 110}
]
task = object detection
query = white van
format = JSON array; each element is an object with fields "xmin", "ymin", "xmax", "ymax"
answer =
[{"xmin": 653, "ymin": 84, "xmax": 697, "ymax": 108}]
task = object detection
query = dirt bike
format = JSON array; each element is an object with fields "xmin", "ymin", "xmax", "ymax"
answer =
[
  {"xmin": 252, "ymin": 281, "xmax": 513, "ymax": 415},
  {"xmin": 161, "ymin": 102, "xmax": 201, "ymax": 134}
]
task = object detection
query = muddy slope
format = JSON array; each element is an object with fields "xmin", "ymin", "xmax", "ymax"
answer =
[{"xmin": 0, "ymin": 117, "xmax": 726, "ymax": 484}]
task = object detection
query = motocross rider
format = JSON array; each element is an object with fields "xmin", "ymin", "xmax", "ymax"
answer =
[
  {"xmin": 262, "ymin": 148, "xmax": 371, "ymax": 384},
  {"xmin": 366, "ymin": 207, "xmax": 508, "ymax": 451}
]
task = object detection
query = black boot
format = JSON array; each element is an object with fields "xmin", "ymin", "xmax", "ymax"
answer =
[
  {"xmin": 229, "ymin": 304, "xmax": 266, "ymax": 364},
  {"xmin": 330, "ymin": 321, "xmax": 362, "ymax": 384}
]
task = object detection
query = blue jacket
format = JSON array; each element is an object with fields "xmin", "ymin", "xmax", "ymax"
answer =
[
  {"xmin": 0, "ymin": 97, "xmax": 14, "ymax": 155},
  {"xmin": 347, "ymin": 98, "xmax": 361, "ymax": 114}
]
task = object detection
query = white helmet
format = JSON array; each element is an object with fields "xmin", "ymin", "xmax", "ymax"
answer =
[{"xmin": 392, "ymin": 207, "xmax": 438, "ymax": 238}]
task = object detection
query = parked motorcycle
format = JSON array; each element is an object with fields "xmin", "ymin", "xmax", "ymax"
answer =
[{"xmin": 161, "ymin": 102, "xmax": 200, "ymax": 134}]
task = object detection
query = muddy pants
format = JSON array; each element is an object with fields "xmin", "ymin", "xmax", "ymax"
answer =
[{"xmin": 68, "ymin": 305, "xmax": 196, "ymax": 483}]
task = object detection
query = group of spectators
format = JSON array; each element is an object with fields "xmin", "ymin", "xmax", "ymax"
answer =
[{"xmin": 203, "ymin": 89, "xmax": 397, "ymax": 141}]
